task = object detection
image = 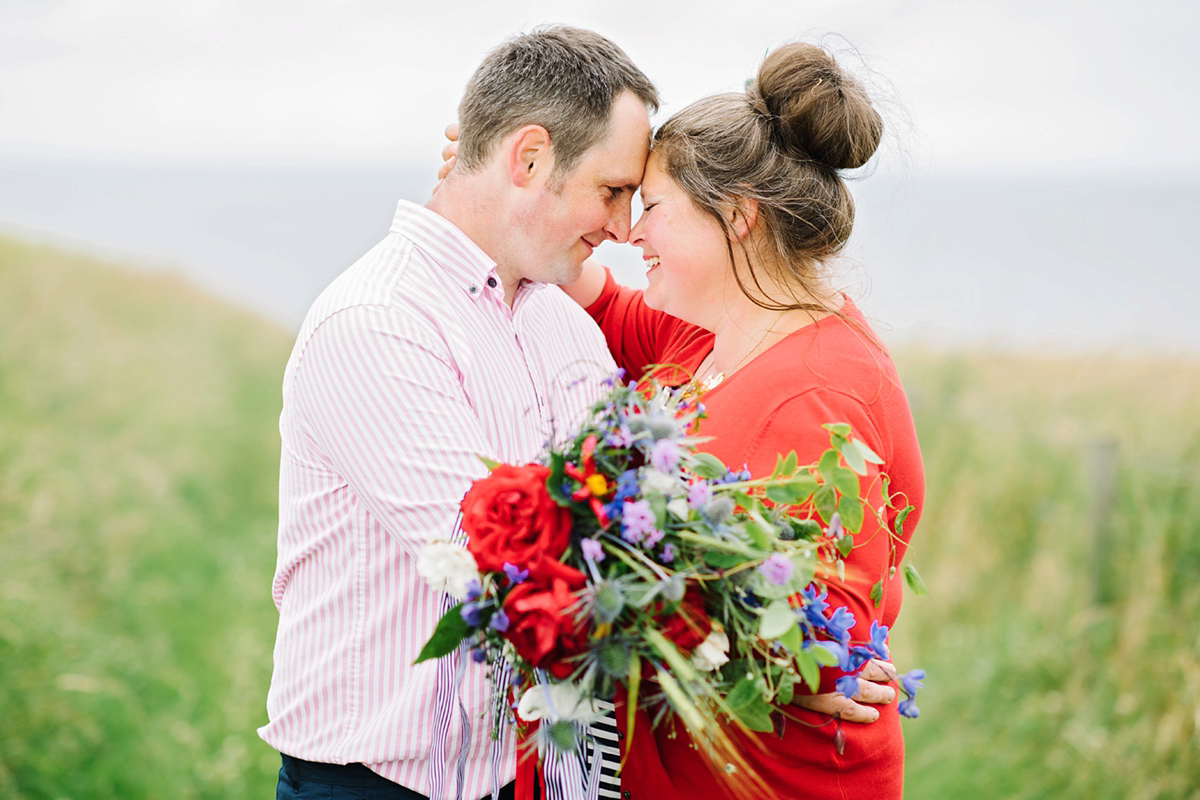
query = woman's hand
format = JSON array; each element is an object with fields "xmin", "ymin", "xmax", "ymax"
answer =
[
  {"xmin": 437, "ymin": 123, "xmax": 459, "ymax": 182},
  {"xmin": 792, "ymin": 659, "xmax": 897, "ymax": 723}
]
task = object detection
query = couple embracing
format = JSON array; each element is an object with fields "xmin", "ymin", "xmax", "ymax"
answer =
[{"xmin": 259, "ymin": 25, "xmax": 923, "ymax": 800}]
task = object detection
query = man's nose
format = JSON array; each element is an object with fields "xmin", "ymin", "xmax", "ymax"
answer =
[{"xmin": 603, "ymin": 202, "xmax": 632, "ymax": 244}]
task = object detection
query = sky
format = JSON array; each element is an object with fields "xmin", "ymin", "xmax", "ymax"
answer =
[{"xmin": 2, "ymin": 0, "xmax": 1198, "ymax": 174}]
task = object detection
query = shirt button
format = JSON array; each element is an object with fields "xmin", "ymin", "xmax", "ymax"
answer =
[
  {"xmin": 468, "ymin": 285, "xmax": 478, "ymax": 294},
  {"xmin": 622, "ymin": 792, "xmax": 631, "ymax": 799},
  {"xmin": 486, "ymin": 276, "xmax": 498, "ymax": 288}
]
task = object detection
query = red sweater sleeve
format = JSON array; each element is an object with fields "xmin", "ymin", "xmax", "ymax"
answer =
[{"xmin": 584, "ymin": 269, "xmax": 712, "ymax": 382}]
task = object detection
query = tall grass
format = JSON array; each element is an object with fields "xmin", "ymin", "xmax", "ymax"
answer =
[
  {"xmin": 1, "ymin": 236, "xmax": 1197, "ymax": 798},
  {"xmin": 895, "ymin": 350, "xmax": 1200, "ymax": 799},
  {"xmin": 0, "ymin": 237, "xmax": 291, "ymax": 798}
]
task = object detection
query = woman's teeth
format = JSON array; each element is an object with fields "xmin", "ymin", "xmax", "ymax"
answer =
[{"xmin": 646, "ymin": 257, "xmax": 660, "ymax": 269}]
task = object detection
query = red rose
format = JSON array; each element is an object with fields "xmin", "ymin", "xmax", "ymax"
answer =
[
  {"xmin": 656, "ymin": 586, "xmax": 712, "ymax": 654},
  {"xmin": 503, "ymin": 560, "xmax": 590, "ymax": 679},
  {"xmin": 461, "ymin": 464, "xmax": 572, "ymax": 573}
]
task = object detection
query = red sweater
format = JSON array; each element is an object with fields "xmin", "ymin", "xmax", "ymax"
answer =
[{"xmin": 586, "ymin": 271, "xmax": 925, "ymax": 800}]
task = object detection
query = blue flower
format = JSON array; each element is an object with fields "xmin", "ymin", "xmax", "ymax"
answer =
[
  {"xmin": 465, "ymin": 579, "xmax": 482, "ymax": 602},
  {"xmin": 460, "ymin": 602, "xmax": 481, "ymax": 626},
  {"xmin": 825, "ymin": 607, "xmax": 857, "ymax": 642},
  {"xmin": 847, "ymin": 645, "xmax": 874, "ymax": 672},
  {"xmin": 900, "ymin": 669, "xmax": 925, "ymax": 698},
  {"xmin": 489, "ymin": 609, "xmax": 510, "ymax": 633},
  {"xmin": 898, "ymin": 698, "xmax": 920, "ymax": 718},
  {"xmin": 471, "ymin": 647, "xmax": 487, "ymax": 663},
  {"xmin": 836, "ymin": 674, "xmax": 859, "ymax": 699},
  {"xmin": 868, "ymin": 620, "xmax": 890, "ymax": 660},
  {"xmin": 800, "ymin": 586, "xmax": 830, "ymax": 629},
  {"xmin": 503, "ymin": 562, "xmax": 529, "ymax": 584}
]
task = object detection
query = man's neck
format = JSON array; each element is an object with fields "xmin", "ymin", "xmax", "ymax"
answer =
[{"xmin": 426, "ymin": 173, "xmax": 521, "ymax": 306}]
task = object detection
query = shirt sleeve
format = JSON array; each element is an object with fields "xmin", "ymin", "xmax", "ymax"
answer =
[{"xmin": 289, "ymin": 304, "xmax": 493, "ymax": 555}]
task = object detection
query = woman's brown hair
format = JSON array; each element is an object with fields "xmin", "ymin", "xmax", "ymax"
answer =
[{"xmin": 652, "ymin": 42, "xmax": 883, "ymax": 312}]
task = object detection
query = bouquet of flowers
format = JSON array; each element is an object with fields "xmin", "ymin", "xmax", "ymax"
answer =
[{"xmin": 415, "ymin": 373, "xmax": 923, "ymax": 784}]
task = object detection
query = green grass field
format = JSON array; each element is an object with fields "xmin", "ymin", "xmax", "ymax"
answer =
[{"xmin": 1, "ymin": 236, "xmax": 1196, "ymax": 798}]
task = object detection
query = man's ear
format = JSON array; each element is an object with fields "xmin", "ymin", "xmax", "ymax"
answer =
[
  {"xmin": 727, "ymin": 196, "xmax": 758, "ymax": 241},
  {"xmin": 506, "ymin": 125, "xmax": 553, "ymax": 187}
]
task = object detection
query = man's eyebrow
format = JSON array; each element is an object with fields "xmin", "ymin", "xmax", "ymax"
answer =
[{"xmin": 608, "ymin": 182, "xmax": 641, "ymax": 193}]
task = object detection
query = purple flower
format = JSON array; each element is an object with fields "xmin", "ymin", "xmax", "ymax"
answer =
[
  {"xmin": 836, "ymin": 674, "xmax": 859, "ymax": 699},
  {"xmin": 660, "ymin": 543, "xmax": 677, "ymax": 563},
  {"xmin": 687, "ymin": 481, "xmax": 713, "ymax": 510},
  {"xmin": 503, "ymin": 562, "xmax": 529, "ymax": 584},
  {"xmin": 465, "ymin": 579, "xmax": 483, "ymax": 601},
  {"xmin": 461, "ymin": 602, "xmax": 481, "ymax": 626},
  {"xmin": 471, "ymin": 648, "xmax": 487, "ymax": 663},
  {"xmin": 898, "ymin": 698, "xmax": 920, "ymax": 718},
  {"xmin": 489, "ymin": 609, "xmax": 510, "ymax": 633},
  {"xmin": 825, "ymin": 513, "xmax": 843, "ymax": 540},
  {"xmin": 581, "ymin": 538, "xmax": 605, "ymax": 563},
  {"xmin": 643, "ymin": 527, "xmax": 665, "ymax": 548},
  {"xmin": 900, "ymin": 669, "xmax": 925, "ymax": 698},
  {"xmin": 825, "ymin": 606, "xmax": 856, "ymax": 642},
  {"xmin": 758, "ymin": 553, "xmax": 794, "ymax": 586},
  {"xmin": 868, "ymin": 620, "xmax": 890, "ymax": 659},
  {"xmin": 649, "ymin": 439, "xmax": 681, "ymax": 473},
  {"xmin": 621, "ymin": 500, "xmax": 655, "ymax": 543},
  {"xmin": 607, "ymin": 425, "xmax": 636, "ymax": 448}
]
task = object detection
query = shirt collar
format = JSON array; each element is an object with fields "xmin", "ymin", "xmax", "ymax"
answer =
[{"xmin": 389, "ymin": 200, "xmax": 500, "ymax": 302}]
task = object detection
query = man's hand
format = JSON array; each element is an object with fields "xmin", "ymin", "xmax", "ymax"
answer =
[{"xmin": 792, "ymin": 659, "xmax": 897, "ymax": 723}]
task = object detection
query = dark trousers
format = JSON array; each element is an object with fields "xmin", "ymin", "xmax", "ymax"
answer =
[{"xmin": 276, "ymin": 754, "xmax": 516, "ymax": 800}]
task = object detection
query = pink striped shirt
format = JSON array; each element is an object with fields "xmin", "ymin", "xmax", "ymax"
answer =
[{"xmin": 259, "ymin": 200, "xmax": 615, "ymax": 799}]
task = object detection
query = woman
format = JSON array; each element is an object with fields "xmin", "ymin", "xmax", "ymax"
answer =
[{"xmin": 559, "ymin": 42, "xmax": 925, "ymax": 799}]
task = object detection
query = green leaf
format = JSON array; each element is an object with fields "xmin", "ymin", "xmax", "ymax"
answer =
[
  {"xmin": 838, "ymin": 495, "xmax": 864, "ymax": 533},
  {"xmin": 818, "ymin": 449, "xmax": 840, "ymax": 483},
  {"xmin": 904, "ymin": 563, "xmax": 929, "ymax": 595},
  {"xmin": 824, "ymin": 422, "xmax": 852, "ymax": 440},
  {"xmin": 744, "ymin": 516, "xmax": 772, "ymax": 548},
  {"xmin": 814, "ymin": 485, "xmax": 837, "ymax": 523},
  {"xmin": 781, "ymin": 451, "xmax": 798, "ymax": 476},
  {"xmin": 703, "ymin": 551, "xmax": 743, "ymax": 569},
  {"xmin": 869, "ymin": 580, "xmax": 884, "ymax": 608},
  {"xmin": 787, "ymin": 474, "xmax": 818, "ymax": 503},
  {"xmin": 836, "ymin": 535, "xmax": 853, "ymax": 558},
  {"xmin": 725, "ymin": 674, "xmax": 775, "ymax": 732},
  {"xmin": 777, "ymin": 674, "xmax": 796, "ymax": 706},
  {"xmin": 794, "ymin": 646, "xmax": 821, "ymax": 692},
  {"xmin": 413, "ymin": 604, "xmax": 470, "ymax": 664},
  {"xmin": 758, "ymin": 599, "xmax": 796, "ymax": 640},
  {"xmin": 895, "ymin": 504, "xmax": 914, "ymax": 537},
  {"xmin": 778, "ymin": 622, "xmax": 803, "ymax": 655},
  {"xmin": 833, "ymin": 467, "xmax": 860, "ymax": 501},
  {"xmin": 477, "ymin": 455, "xmax": 502, "ymax": 471},
  {"xmin": 848, "ymin": 438, "xmax": 884, "ymax": 466},
  {"xmin": 546, "ymin": 452, "xmax": 569, "ymax": 505},
  {"xmin": 689, "ymin": 452, "xmax": 728, "ymax": 479},
  {"xmin": 766, "ymin": 485, "xmax": 794, "ymax": 505},
  {"xmin": 811, "ymin": 643, "xmax": 841, "ymax": 667}
]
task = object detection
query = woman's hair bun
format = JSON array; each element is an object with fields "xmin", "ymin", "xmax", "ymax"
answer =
[{"xmin": 752, "ymin": 42, "xmax": 882, "ymax": 170}]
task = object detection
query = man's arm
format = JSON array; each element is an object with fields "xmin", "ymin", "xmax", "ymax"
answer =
[{"xmin": 292, "ymin": 304, "xmax": 495, "ymax": 552}]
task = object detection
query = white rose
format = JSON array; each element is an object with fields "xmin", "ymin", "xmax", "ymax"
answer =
[
  {"xmin": 415, "ymin": 540, "xmax": 481, "ymax": 600},
  {"xmin": 691, "ymin": 627, "xmax": 730, "ymax": 672},
  {"xmin": 516, "ymin": 682, "xmax": 603, "ymax": 723},
  {"xmin": 641, "ymin": 468, "xmax": 683, "ymax": 498}
]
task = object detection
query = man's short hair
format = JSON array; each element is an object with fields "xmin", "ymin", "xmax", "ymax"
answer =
[{"xmin": 456, "ymin": 26, "xmax": 659, "ymax": 179}]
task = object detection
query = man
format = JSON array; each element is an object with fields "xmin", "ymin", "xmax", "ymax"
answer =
[{"xmin": 258, "ymin": 26, "xmax": 657, "ymax": 800}]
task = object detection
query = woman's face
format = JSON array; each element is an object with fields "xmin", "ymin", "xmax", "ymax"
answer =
[{"xmin": 630, "ymin": 153, "xmax": 733, "ymax": 330}]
